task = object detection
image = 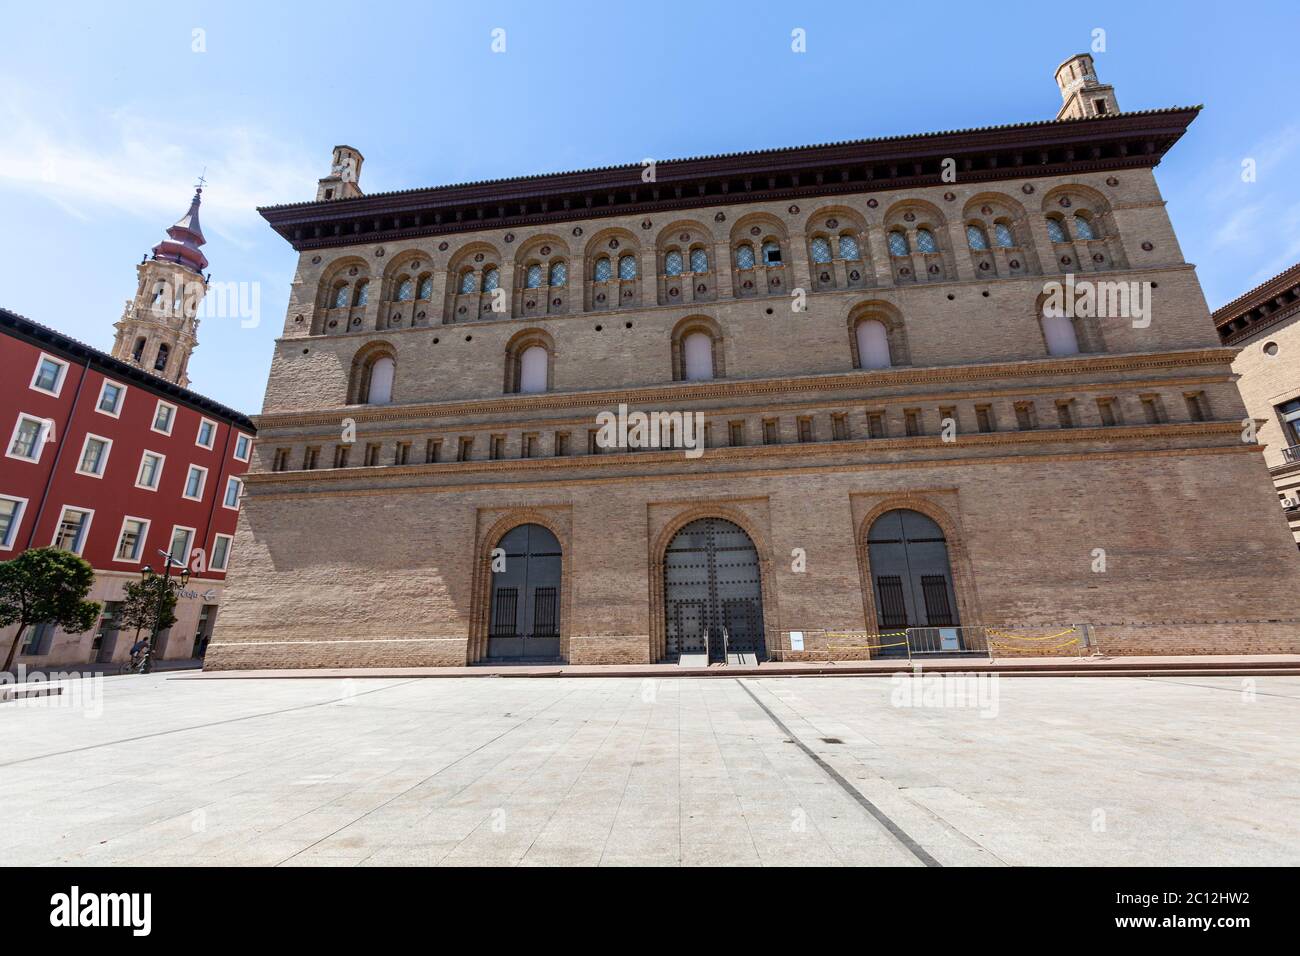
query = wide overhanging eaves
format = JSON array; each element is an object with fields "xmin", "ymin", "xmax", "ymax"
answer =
[{"xmin": 259, "ymin": 107, "xmax": 1200, "ymax": 252}]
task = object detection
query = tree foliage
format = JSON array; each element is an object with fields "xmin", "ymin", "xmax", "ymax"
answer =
[{"xmin": 0, "ymin": 547, "xmax": 101, "ymax": 671}]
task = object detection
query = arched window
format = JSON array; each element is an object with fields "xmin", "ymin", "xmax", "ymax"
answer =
[
  {"xmin": 367, "ymin": 356, "xmax": 395, "ymax": 404},
  {"xmin": 353, "ymin": 280, "xmax": 369, "ymax": 306},
  {"xmin": 735, "ymin": 244, "xmax": 756, "ymax": 269},
  {"xmin": 417, "ymin": 275, "xmax": 433, "ymax": 299},
  {"xmin": 810, "ymin": 236, "xmax": 833, "ymax": 263},
  {"xmin": 664, "ymin": 250, "xmax": 684, "ymax": 276},
  {"xmin": 838, "ymin": 234, "xmax": 861, "ymax": 260},
  {"xmin": 993, "ymin": 222, "xmax": 1016, "ymax": 248},
  {"xmin": 459, "ymin": 270, "xmax": 478, "ymax": 293},
  {"xmin": 683, "ymin": 332, "xmax": 714, "ymax": 381},
  {"xmin": 395, "ymin": 277, "xmax": 414, "ymax": 301},
  {"xmin": 761, "ymin": 241, "xmax": 782, "ymax": 266},
  {"xmin": 1073, "ymin": 214, "xmax": 1096, "ymax": 241},
  {"xmin": 525, "ymin": 264, "xmax": 544, "ymax": 289},
  {"xmin": 132, "ymin": 337, "xmax": 146, "ymax": 361},
  {"xmin": 332, "ymin": 283, "xmax": 349, "ymax": 308},
  {"xmin": 1045, "ymin": 217, "xmax": 1068, "ymax": 243},
  {"xmin": 154, "ymin": 343, "xmax": 170, "ymax": 372},
  {"xmin": 887, "ymin": 230, "xmax": 910, "ymax": 257},
  {"xmin": 1041, "ymin": 312, "xmax": 1080, "ymax": 356},
  {"xmin": 966, "ymin": 225, "xmax": 990, "ymax": 250},
  {"xmin": 593, "ymin": 257, "xmax": 612, "ymax": 282},
  {"xmin": 689, "ymin": 248, "xmax": 709, "ymax": 273},
  {"xmin": 855, "ymin": 320, "xmax": 892, "ymax": 369},
  {"xmin": 549, "ymin": 261, "xmax": 568, "ymax": 287},
  {"xmin": 483, "ymin": 267, "xmax": 500, "ymax": 292},
  {"xmin": 915, "ymin": 229, "xmax": 938, "ymax": 254},
  {"xmin": 518, "ymin": 346, "xmax": 548, "ymax": 394},
  {"xmin": 618, "ymin": 255, "xmax": 638, "ymax": 279}
]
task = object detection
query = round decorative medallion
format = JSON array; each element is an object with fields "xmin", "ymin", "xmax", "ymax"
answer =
[
  {"xmin": 1060, "ymin": 255, "xmax": 1072, "ymax": 265},
  {"xmin": 785, "ymin": 204, "xmax": 798, "ymax": 215},
  {"xmin": 1092, "ymin": 253, "xmax": 1105, "ymax": 263},
  {"xmin": 596, "ymin": 293, "xmax": 606, "ymax": 303},
  {"xmin": 641, "ymin": 219, "xmax": 652, "ymax": 230},
  {"xmin": 417, "ymin": 310, "xmax": 426, "ymax": 319},
  {"xmin": 526, "ymin": 300, "xmax": 536, "ymax": 308},
  {"xmin": 433, "ymin": 337, "xmax": 440, "ymax": 344},
  {"xmin": 294, "ymin": 314, "xmax": 304, "ymax": 323},
  {"xmin": 826, "ymin": 219, "xmax": 838, "ymax": 229},
  {"xmin": 944, "ymin": 192, "xmax": 956, "ymax": 202},
  {"xmin": 552, "ymin": 297, "xmax": 561, "ymax": 306},
  {"xmin": 474, "ymin": 253, "xmax": 484, "ymax": 262},
  {"xmin": 669, "ymin": 288, "xmax": 679, "ymax": 297},
  {"xmin": 328, "ymin": 319, "xmax": 337, "ymax": 328},
  {"xmin": 375, "ymin": 247, "xmax": 385, "ymax": 257},
  {"xmin": 1059, "ymin": 197, "xmax": 1072, "ymax": 208},
  {"xmin": 978, "ymin": 261, "xmax": 990, "ymax": 271},
  {"xmin": 311, "ymin": 255, "xmax": 321, "ymax": 264},
  {"xmin": 771, "ymin": 277, "xmax": 781, "ymax": 287},
  {"xmin": 849, "ymin": 270, "xmax": 860, "ymax": 281},
  {"xmin": 1022, "ymin": 184, "xmax": 1035, "ymax": 194},
  {"xmin": 904, "ymin": 212, "xmax": 916, "ymax": 222},
  {"xmin": 1106, "ymin": 176, "xmax": 1119, "ymax": 187},
  {"xmin": 981, "ymin": 205, "xmax": 993, "ymax": 216},
  {"xmin": 714, "ymin": 212, "xmax": 726, "ymax": 222},
  {"xmin": 696, "ymin": 283, "xmax": 707, "ymax": 293},
  {"xmin": 899, "ymin": 268, "xmax": 911, "ymax": 276},
  {"xmin": 608, "ymin": 238, "xmax": 619, "ymax": 249},
  {"xmin": 622, "ymin": 288, "xmax": 633, "ymax": 297},
  {"xmin": 465, "ymin": 335, "xmax": 472, "ymax": 341},
  {"xmin": 595, "ymin": 324, "xmax": 603, "ymax": 331},
  {"xmin": 743, "ymin": 280, "xmax": 753, "ymax": 289},
  {"xmin": 750, "ymin": 226, "xmax": 761, "ymax": 236},
  {"xmin": 820, "ymin": 272, "xmax": 830, "ymax": 281},
  {"xmin": 540, "ymin": 245, "xmax": 551, "ymax": 255},
  {"xmin": 458, "ymin": 306, "xmax": 467, "ymax": 315},
  {"xmin": 1264, "ymin": 342, "xmax": 1279, "ymax": 356},
  {"xmin": 504, "ymin": 233, "xmax": 514, "ymax": 243},
  {"xmin": 572, "ymin": 227, "xmax": 583, "ymax": 236},
  {"xmin": 349, "ymin": 266, "xmax": 359, "ymax": 276},
  {"xmin": 351, "ymin": 317, "xmax": 360, "ymax": 326},
  {"xmin": 928, "ymin": 264, "xmax": 940, "ymax": 274},
  {"xmin": 438, "ymin": 241, "xmax": 449, "ymax": 251},
  {"xmin": 391, "ymin": 312, "xmax": 400, "ymax": 321},
  {"xmin": 1009, "ymin": 259, "xmax": 1020, "ymax": 268},
  {"xmin": 679, "ymin": 232, "xmax": 690, "ymax": 241},
  {"xmin": 867, "ymin": 198, "xmax": 879, "ymax": 208},
  {"xmin": 1141, "ymin": 241, "xmax": 1154, "ymax": 251}
]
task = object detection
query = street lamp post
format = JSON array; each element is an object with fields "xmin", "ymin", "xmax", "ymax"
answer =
[{"xmin": 141, "ymin": 547, "xmax": 190, "ymax": 675}]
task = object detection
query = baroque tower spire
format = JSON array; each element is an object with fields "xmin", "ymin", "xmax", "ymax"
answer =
[{"xmin": 111, "ymin": 183, "xmax": 210, "ymax": 388}]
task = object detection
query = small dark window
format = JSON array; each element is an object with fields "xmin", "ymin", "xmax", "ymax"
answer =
[
  {"xmin": 457, "ymin": 437, "xmax": 474, "ymax": 461},
  {"xmin": 867, "ymin": 412, "xmax": 886, "ymax": 439},
  {"xmin": 334, "ymin": 445, "xmax": 350, "ymax": 468},
  {"xmin": 1097, "ymin": 399, "xmax": 1118, "ymax": 427},
  {"xmin": 763, "ymin": 420, "xmax": 779, "ymax": 445},
  {"xmin": 797, "ymin": 418, "xmax": 813, "ymax": 443},
  {"xmin": 975, "ymin": 406, "xmax": 994, "ymax": 433},
  {"xmin": 729, "ymin": 421, "xmax": 745, "ymax": 446},
  {"xmin": 831, "ymin": 414, "xmax": 848, "ymax": 441},
  {"xmin": 425, "ymin": 439, "xmax": 441, "ymax": 464},
  {"xmin": 904, "ymin": 410, "xmax": 921, "ymax": 437}
]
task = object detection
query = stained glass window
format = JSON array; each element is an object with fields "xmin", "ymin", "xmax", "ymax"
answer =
[
  {"xmin": 460, "ymin": 270, "xmax": 477, "ymax": 293},
  {"xmin": 761, "ymin": 242, "xmax": 782, "ymax": 266},
  {"xmin": 395, "ymin": 278, "xmax": 414, "ymax": 301},
  {"xmin": 966, "ymin": 225, "xmax": 990, "ymax": 251},
  {"xmin": 483, "ymin": 267, "xmax": 500, "ymax": 292},
  {"xmin": 1073, "ymin": 214, "xmax": 1096, "ymax": 240},
  {"xmin": 593, "ymin": 257, "xmax": 612, "ymax": 282},
  {"xmin": 354, "ymin": 281, "xmax": 368, "ymax": 306},
  {"xmin": 618, "ymin": 255, "xmax": 637, "ymax": 279},
  {"xmin": 838, "ymin": 235, "xmax": 860, "ymax": 260},
  {"xmin": 689, "ymin": 248, "xmax": 709, "ymax": 273},
  {"xmin": 332, "ymin": 284, "xmax": 348, "ymax": 308},
  {"xmin": 887, "ymin": 231, "xmax": 909, "ymax": 257},
  {"xmin": 525, "ymin": 264, "xmax": 544, "ymax": 289},
  {"xmin": 916, "ymin": 229, "xmax": 937, "ymax": 254},
  {"xmin": 810, "ymin": 237, "xmax": 833, "ymax": 263},
  {"xmin": 418, "ymin": 276, "xmax": 433, "ymax": 299},
  {"xmin": 549, "ymin": 261, "xmax": 567, "ymax": 287},
  {"xmin": 994, "ymin": 223, "xmax": 1016, "ymax": 248},
  {"xmin": 735, "ymin": 244, "xmax": 755, "ymax": 269},
  {"xmin": 664, "ymin": 250, "xmax": 684, "ymax": 276},
  {"xmin": 1046, "ymin": 217, "xmax": 1068, "ymax": 243}
]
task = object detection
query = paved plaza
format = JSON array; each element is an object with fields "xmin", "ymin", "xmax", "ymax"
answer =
[{"xmin": 1, "ymin": 672, "xmax": 1297, "ymax": 866}]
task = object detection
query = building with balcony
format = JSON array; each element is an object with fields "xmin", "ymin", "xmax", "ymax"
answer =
[{"xmin": 206, "ymin": 56, "xmax": 1300, "ymax": 669}]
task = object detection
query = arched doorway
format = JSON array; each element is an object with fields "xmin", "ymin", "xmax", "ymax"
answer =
[
  {"xmin": 487, "ymin": 523, "xmax": 562, "ymax": 660},
  {"xmin": 866, "ymin": 509, "xmax": 959, "ymax": 654},
  {"xmin": 663, "ymin": 517, "xmax": 766, "ymax": 663}
]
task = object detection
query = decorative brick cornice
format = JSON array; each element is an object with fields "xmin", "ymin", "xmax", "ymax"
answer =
[
  {"xmin": 1214, "ymin": 261, "xmax": 1300, "ymax": 345},
  {"xmin": 252, "ymin": 348, "xmax": 1237, "ymax": 433}
]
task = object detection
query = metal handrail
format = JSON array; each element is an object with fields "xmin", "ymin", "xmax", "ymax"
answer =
[{"xmin": 721, "ymin": 627, "xmax": 730, "ymax": 665}]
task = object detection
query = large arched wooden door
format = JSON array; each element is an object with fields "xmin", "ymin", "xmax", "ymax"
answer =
[
  {"xmin": 867, "ymin": 509, "xmax": 959, "ymax": 655},
  {"xmin": 663, "ymin": 517, "xmax": 766, "ymax": 663},
  {"xmin": 487, "ymin": 524, "xmax": 562, "ymax": 660}
]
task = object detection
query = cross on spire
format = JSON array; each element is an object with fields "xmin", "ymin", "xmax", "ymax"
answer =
[{"xmin": 195, "ymin": 168, "xmax": 207, "ymax": 191}]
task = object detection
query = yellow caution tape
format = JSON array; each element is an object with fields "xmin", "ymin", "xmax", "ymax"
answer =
[
  {"xmin": 986, "ymin": 627, "xmax": 1077, "ymax": 642},
  {"xmin": 989, "ymin": 637, "xmax": 1081, "ymax": 653}
]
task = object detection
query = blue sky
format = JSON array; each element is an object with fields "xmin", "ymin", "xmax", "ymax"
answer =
[{"xmin": 2, "ymin": 0, "xmax": 1297, "ymax": 413}]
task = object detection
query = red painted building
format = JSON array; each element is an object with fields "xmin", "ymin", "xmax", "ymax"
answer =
[{"xmin": 0, "ymin": 307, "xmax": 255, "ymax": 666}]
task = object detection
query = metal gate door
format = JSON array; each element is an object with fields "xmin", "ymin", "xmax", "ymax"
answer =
[
  {"xmin": 663, "ymin": 517, "xmax": 766, "ymax": 662},
  {"xmin": 487, "ymin": 523, "xmax": 562, "ymax": 660},
  {"xmin": 866, "ymin": 509, "xmax": 960, "ymax": 655}
]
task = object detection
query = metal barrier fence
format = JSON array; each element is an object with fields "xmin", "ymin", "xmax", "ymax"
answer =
[{"xmin": 778, "ymin": 624, "xmax": 1092, "ymax": 662}]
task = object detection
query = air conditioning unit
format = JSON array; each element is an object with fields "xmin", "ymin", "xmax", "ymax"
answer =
[{"xmin": 1281, "ymin": 497, "xmax": 1299, "ymax": 510}]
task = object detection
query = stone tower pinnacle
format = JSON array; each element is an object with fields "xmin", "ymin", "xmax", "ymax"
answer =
[{"xmin": 1054, "ymin": 53, "xmax": 1120, "ymax": 121}]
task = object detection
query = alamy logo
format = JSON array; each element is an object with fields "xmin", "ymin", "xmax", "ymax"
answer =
[
  {"xmin": 1041, "ymin": 273, "xmax": 1151, "ymax": 328},
  {"xmin": 595, "ymin": 404, "xmax": 705, "ymax": 459},
  {"xmin": 49, "ymin": 886, "xmax": 151, "ymax": 936}
]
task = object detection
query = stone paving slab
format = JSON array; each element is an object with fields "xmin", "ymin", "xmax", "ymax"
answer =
[{"xmin": 1, "ymin": 673, "xmax": 1297, "ymax": 866}]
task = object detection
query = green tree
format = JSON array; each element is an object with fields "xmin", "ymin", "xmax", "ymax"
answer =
[
  {"xmin": 0, "ymin": 547, "xmax": 101, "ymax": 672},
  {"xmin": 117, "ymin": 575, "xmax": 179, "ymax": 650}
]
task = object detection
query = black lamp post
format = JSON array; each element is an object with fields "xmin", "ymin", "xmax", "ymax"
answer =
[{"xmin": 140, "ymin": 548, "xmax": 190, "ymax": 674}]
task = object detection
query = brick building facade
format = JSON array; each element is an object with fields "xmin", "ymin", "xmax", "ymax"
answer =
[{"xmin": 206, "ymin": 57, "xmax": 1300, "ymax": 669}]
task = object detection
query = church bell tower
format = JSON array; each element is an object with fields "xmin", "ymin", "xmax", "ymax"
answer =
[
  {"xmin": 111, "ymin": 186, "xmax": 210, "ymax": 388},
  {"xmin": 1054, "ymin": 53, "xmax": 1120, "ymax": 121}
]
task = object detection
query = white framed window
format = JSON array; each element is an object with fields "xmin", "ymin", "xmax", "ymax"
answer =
[
  {"xmin": 196, "ymin": 417, "xmax": 217, "ymax": 449},
  {"xmin": 0, "ymin": 494, "xmax": 28, "ymax": 550},
  {"xmin": 52, "ymin": 506, "xmax": 94, "ymax": 555},
  {"xmin": 6, "ymin": 414, "xmax": 51, "ymax": 463},
  {"xmin": 183, "ymin": 464, "xmax": 208, "ymax": 501},
  {"xmin": 168, "ymin": 525, "xmax": 195, "ymax": 567},
  {"xmin": 210, "ymin": 533, "xmax": 233, "ymax": 572},
  {"xmin": 223, "ymin": 476, "xmax": 243, "ymax": 510},
  {"xmin": 152, "ymin": 400, "xmax": 176, "ymax": 436},
  {"xmin": 233, "ymin": 432, "xmax": 252, "ymax": 462},
  {"xmin": 113, "ymin": 515, "xmax": 151, "ymax": 563},
  {"xmin": 30, "ymin": 353, "xmax": 69, "ymax": 396},
  {"xmin": 75, "ymin": 433, "xmax": 113, "ymax": 478},
  {"xmin": 136, "ymin": 450, "xmax": 165, "ymax": 491},
  {"xmin": 95, "ymin": 380, "xmax": 126, "ymax": 418}
]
